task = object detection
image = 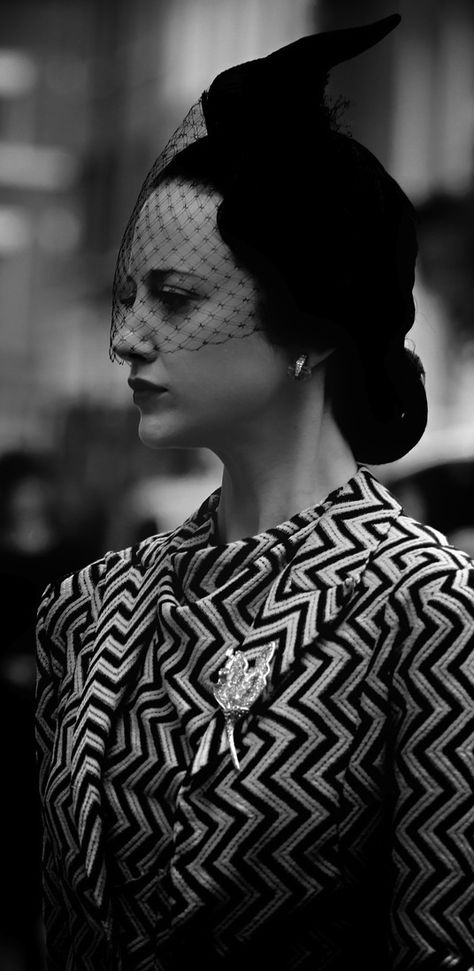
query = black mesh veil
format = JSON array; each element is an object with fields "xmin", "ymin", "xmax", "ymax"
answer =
[{"xmin": 110, "ymin": 99, "xmax": 264, "ymax": 359}]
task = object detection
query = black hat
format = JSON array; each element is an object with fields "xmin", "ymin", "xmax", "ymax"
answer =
[{"xmin": 199, "ymin": 14, "xmax": 426, "ymax": 463}]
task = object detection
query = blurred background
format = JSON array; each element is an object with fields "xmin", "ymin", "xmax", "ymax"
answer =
[{"xmin": 0, "ymin": 0, "xmax": 473, "ymax": 967}]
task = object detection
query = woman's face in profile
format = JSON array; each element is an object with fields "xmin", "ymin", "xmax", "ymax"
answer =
[
  {"xmin": 112, "ymin": 178, "xmax": 295, "ymax": 450},
  {"xmin": 113, "ymin": 177, "xmax": 263, "ymax": 354}
]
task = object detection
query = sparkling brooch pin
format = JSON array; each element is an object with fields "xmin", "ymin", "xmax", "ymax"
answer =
[{"xmin": 212, "ymin": 643, "xmax": 276, "ymax": 770}]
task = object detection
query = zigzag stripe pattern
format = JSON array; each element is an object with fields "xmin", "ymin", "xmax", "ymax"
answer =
[{"xmin": 36, "ymin": 468, "xmax": 474, "ymax": 970}]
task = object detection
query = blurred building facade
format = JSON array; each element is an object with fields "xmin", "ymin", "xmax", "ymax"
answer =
[{"xmin": 0, "ymin": 0, "xmax": 474, "ymax": 514}]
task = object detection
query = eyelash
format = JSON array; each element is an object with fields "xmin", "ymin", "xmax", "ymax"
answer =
[
  {"xmin": 118, "ymin": 277, "xmax": 197, "ymax": 312},
  {"xmin": 156, "ymin": 288, "xmax": 194, "ymax": 310}
]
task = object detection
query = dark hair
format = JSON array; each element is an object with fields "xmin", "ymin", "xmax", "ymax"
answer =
[{"xmin": 158, "ymin": 133, "xmax": 427, "ymax": 465}]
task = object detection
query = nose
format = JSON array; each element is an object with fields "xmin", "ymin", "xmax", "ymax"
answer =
[
  {"xmin": 110, "ymin": 280, "xmax": 160, "ymax": 362},
  {"xmin": 110, "ymin": 312, "xmax": 159, "ymax": 364}
]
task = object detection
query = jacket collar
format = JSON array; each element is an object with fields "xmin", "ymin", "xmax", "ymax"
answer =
[
  {"xmin": 139, "ymin": 466, "xmax": 401, "ymax": 579},
  {"xmin": 288, "ymin": 465, "xmax": 401, "ymax": 591}
]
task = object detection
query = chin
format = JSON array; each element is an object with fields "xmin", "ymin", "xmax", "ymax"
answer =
[
  {"xmin": 137, "ymin": 413, "xmax": 198, "ymax": 450},
  {"xmin": 138, "ymin": 417, "xmax": 175, "ymax": 449}
]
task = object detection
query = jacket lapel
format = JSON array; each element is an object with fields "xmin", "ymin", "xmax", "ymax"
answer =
[
  {"xmin": 69, "ymin": 558, "xmax": 160, "ymax": 933},
  {"xmin": 256, "ymin": 466, "xmax": 403, "ymax": 676},
  {"xmin": 68, "ymin": 514, "xmax": 212, "ymax": 934},
  {"xmin": 191, "ymin": 468, "xmax": 403, "ymax": 772}
]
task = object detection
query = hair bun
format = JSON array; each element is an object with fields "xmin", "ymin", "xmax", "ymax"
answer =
[{"xmin": 331, "ymin": 344, "xmax": 428, "ymax": 465}]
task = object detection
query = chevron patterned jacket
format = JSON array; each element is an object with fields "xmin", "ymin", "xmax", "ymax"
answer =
[{"xmin": 36, "ymin": 467, "xmax": 474, "ymax": 971}]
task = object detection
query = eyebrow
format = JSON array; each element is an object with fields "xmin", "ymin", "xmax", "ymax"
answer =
[{"xmin": 143, "ymin": 268, "xmax": 208, "ymax": 287}]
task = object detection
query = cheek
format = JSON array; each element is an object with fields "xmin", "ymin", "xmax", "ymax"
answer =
[{"xmin": 176, "ymin": 343, "xmax": 287, "ymax": 417}]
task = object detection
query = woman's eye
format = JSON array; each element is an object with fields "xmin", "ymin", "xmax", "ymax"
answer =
[
  {"xmin": 144, "ymin": 274, "xmax": 196, "ymax": 310},
  {"xmin": 157, "ymin": 288, "xmax": 194, "ymax": 310}
]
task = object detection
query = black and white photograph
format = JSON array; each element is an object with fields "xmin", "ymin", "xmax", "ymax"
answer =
[{"xmin": 1, "ymin": 1, "xmax": 474, "ymax": 968}]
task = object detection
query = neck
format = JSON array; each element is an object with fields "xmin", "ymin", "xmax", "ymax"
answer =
[{"xmin": 214, "ymin": 394, "xmax": 357, "ymax": 543}]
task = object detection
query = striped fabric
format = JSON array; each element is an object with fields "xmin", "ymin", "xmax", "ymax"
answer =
[{"xmin": 36, "ymin": 467, "xmax": 474, "ymax": 970}]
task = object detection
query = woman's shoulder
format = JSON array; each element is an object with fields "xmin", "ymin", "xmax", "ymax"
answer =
[
  {"xmin": 376, "ymin": 513, "xmax": 474, "ymax": 727},
  {"xmin": 37, "ymin": 528, "xmax": 175, "ymax": 632},
  {"xmin": 376, "ymin": 508, "xmax": 474, "ymax": 612},
  {"xmin": 35, "ymin": 528, "xmax": 179, "ymax": 688},
  {"xmin": 37, "ymin": 486, "xmax": 219, "ymax": 637},
  {"xmin": 379, "ymin": 505, "xmax": 473, "ymax": 567}
]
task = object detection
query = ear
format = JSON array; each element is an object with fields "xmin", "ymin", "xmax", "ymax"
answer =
[{"xmin": 306, "ymin": 345, "xmax": 336, "ymax": 370}]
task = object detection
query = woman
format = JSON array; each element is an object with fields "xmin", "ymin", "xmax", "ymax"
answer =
[{"xmin": 36, "ymin": 15, "xmax": 474, "ymax": 971}]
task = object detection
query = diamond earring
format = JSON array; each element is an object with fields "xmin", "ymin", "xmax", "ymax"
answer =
[{"xmin": 287, "ymin": 353, "xmax": 312, "ymax": 381}]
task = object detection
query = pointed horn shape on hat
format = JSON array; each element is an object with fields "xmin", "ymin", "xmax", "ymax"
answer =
[
  {"xmin": 264, "ymin": 13, "xmax": 401, "ymax": 73},
  {"xmin": 203, "ymin": 14, "xmax": 401, "ymax": 140}
]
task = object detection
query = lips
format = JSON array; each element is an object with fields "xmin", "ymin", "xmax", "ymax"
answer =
[{"xmin": 128, "ymin": 377, "xmax": 166, "ymax": 393}]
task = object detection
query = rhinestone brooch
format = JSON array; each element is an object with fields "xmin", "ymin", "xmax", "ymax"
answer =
[{"xmin": 213, "ymin": 643, "xmax": 276, "ymax": 770}]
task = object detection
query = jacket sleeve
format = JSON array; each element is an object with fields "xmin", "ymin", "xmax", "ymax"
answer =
[
  {"xmin": 36, "ymin": 580, "xmax": 71, "ymax": 969},
  {"xmin": 35, "ymin": 560, "xmax": 108, "ymax": 969},
  {"xmin": 386, "ymin": 563, "xmax": 474, "ymax": 970}
]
